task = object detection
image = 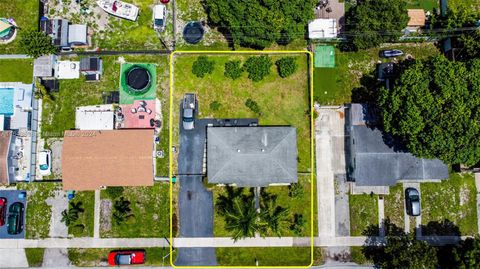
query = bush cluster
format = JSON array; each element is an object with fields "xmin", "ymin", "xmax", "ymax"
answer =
[
  {"xmin": 244, "ymin": 56, "xmax": 272, "ymax": 82},
  {"xmin": 209, "ymin": 100, "xmax": 222, "ymax": 111},
  {"xmin": 245, "ymin": 98, "xmax": 261, "ymax": 115},
  {"xmin": 275, "ymin": 57, "xmax": 297, "ymax": 78},
  {"xmin": 192, "ymin": 56, "xmax": 215, "ymax": 78},
  {"xmin": 224, "ymin": 60, "xmax": 243, "ymax": 80}
]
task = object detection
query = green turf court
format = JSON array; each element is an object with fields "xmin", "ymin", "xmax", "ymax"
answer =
[
  {"xmin": 314, "ymin": 45, "xmax": 335, "ymax": 68},
  {"xmin": 119, "ymin": 63, "xmax": 157, "ymax": 104}
]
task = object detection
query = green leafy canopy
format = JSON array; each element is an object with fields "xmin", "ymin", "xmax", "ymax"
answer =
[
  {"xmin": 378, "ymin": 55, "xmax": 480, "ymax": 165},
  {"xmin": 204, "ymin": 0, "xmax": 316, "ymax": 48}
]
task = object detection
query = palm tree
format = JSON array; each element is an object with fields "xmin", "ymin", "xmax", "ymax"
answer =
[
  {"xmin": 223, "ymin": 196, "xmax": 263, "ymax": 241},
  {"xmin": 61, "ymin": 209, "xmax": 78, "ymax": 226},
  {"xmin": 259, "ymin": 189, "xmax": 288, "ymax": 237},
  {"xmin": 113, "ymin": 197, "xmax": 132, "ymax": 225}
]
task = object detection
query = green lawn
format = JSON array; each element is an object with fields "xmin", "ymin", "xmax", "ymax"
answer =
[
  {"xmin": 264, "ymin": 175, "xmax": 316, "ymax": 237},
  {"xmin": 41, "ymin": 57, "xmax": 119, "ymax": 138},
  {"xmin": 101, "ymin": 183, "xmax": 170, "ymax": 238},
  {"xmin": 404, "ymin": 0, "xmax": 438, "ymax": 10},
  {"xmin": 68, "ymin": 248, "xmax": 172, "ymax": 266},
  {"xmin": 41, "ymin": 55, "xmax": 169, "ymax": 138},
  {"xmin": 0, "ymin": 59, "xmax": 33, "ymax": 83},
  {"xmin": 172, "ymin": 54, "xmax": 312, "ymax": 172},
  {"xmin": 384, "ymin": 184, "xmax": 405, "ymax": 229},
  {"xmin": 421, "ymin": 173, "xmax": 478, "ymax": 236},
  {"xmin": 25, "ymin": 248, "xmax": 45, "ymax": 267},
  {"xmin": 349, "ymin": 194, "xmax": 379, "ymax": 236},
  {"xmin": 213, "ymin": 176, "xmax": 315, "ymax": 237},
  {"xmin": 92, "ymin": 0, "xmax": 163, "ymax": 50},
  {"xmin": 68, "ymin": 191, "xmax": 95, "ymax": 237},
  {"xmin": 216, "ymin": 247, "xmax": 316, "ymax": 266},
  {"xmin": 0, "ymin": 0, "xmax": 39, "ymax": 54},
  {"xmin": 314, "ymin": 43, "xmax": 440, "ymax": 105},
  {"xmin": 350, "ymin": 246, "xmax": 371, "ymax": 265},
  {"xmin": 17, "ymin": 182, "xmax": 59, "ymax": 239}
]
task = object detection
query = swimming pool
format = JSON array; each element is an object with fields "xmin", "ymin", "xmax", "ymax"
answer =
[{"xmin": 0, "ymin": 88, "xmax": 14, "ymax": 115}]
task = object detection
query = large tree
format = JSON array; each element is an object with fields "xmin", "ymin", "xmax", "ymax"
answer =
[
  {"xmin": 19, "ymin": 30, "xmax": 56, "ymax": 58},
  {"xmin": 345, "ymin": 0, "xmax": 409, "ymax": 50},
  {"xmin": 378, "ymin": 55, "xmax": 480, "ymax": 165},
  {"xmin": 364, "ymin": 234, "xmax": 437, "ymax": 269},
  {"xmin": 204, "ymin": 0, "xmax": 316, "ymax": 48},
  {"xmin": 454, "ymin": 236, "xmax": 480, "ymax": 269}
]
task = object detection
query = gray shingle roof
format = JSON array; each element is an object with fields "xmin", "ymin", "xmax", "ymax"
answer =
[
  {"xmin": 207, "ymin": 127, "xmax": 298, "ymax": 187},
  {"xmin": 349, "ymin": 103, "xmax": 449, "ymax": 186}
]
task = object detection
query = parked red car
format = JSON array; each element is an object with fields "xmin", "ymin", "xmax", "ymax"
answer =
[
  {"xmin": 108, "ymin": 250, "xmax": 145, "ymax": 266},
  {"xmin": 0, "ymin": 197, "xmax": 6, "ymax": 226}
]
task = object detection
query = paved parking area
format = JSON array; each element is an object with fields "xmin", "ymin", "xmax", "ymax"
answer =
[{"xmin": 0, "ymin": 190, "xmax": 27, "ymax": 239}]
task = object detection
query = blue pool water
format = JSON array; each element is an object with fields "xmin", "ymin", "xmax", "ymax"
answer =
[{"xmin": 0, "ymin": 88, "xmax": 14, "ymax": 115}]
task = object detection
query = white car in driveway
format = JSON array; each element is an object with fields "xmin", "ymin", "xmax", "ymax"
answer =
[
  {"xmin": 153, "ymin": 4, "xmax": 167, "ymax": 32},
  {"xmin": 38, "ymin": 150, "xmax": 52, "ymax": 176}
]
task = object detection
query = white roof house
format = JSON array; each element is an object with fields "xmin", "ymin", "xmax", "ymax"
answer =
[
  {"xmin": 68, "ymin": 24, "xmax": 88, "ymax": 46},
  {"xmin": 308, "ymin": 19, "xmax": 337, "ymax": 39},
  {"xmin": 55, "ymin": 61, "xmax": 80, "ymax": 79},
  {"xmin": 75, "ymin": 105, "xmax": 115, "ymax": 130}
]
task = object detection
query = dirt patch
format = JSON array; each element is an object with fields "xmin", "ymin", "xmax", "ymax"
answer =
[
  {"xmin": 100, "ymin": 199, "xmax": 112, "ymax": 233},
  {"xmin": 48, "ymin": 138, "xmax": 63, "ymax": 178}
]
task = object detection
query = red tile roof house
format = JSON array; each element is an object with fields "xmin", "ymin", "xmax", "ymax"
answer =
[{"xmin": 61, "ymin": 129, "xmax": 154, "ymax": 190}]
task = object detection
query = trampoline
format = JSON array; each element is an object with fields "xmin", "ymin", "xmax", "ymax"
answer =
[
  {"xmin": 125, "ymin": 66, "xmax": 151, "ymax": 95},
  {"xmin": 183, "ymin": 21, "xmax": 204, "ymax": 44},
  {"xmin": 0, "ymin": 19, "xmax": 15, "ymax": 41}
]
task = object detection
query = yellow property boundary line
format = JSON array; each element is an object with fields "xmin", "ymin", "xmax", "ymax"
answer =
[{"xmin": 169, "ymin": 50, "xmax": 315, "ymax": 268}]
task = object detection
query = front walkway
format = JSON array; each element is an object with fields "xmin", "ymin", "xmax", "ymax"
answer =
[{"xmin": 93, "ymin": 190, "xmax": 100, "ymax": 238}]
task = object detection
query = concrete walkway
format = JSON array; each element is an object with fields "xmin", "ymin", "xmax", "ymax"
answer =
[
  {"xmin": 378, "ymin": 197, "xmax": 385, "ymax": 236},
  {"xmin": 93, "ymin": 190, "xmax": 100, "ymax": 238},
  {"xmin": 46, "ymin": 190, "xmax": 68, "ymax": 238},
  {"xmin": 0, "ymin": 54, "xmax": 29, "ymax": 59},
  {"xmin": 0, "ymin": 235, "xmax": 470, "ymax": 249},
  {"xmin": 42, "ymin": 248, "xmax": 71, "ymax": 267},
  {"xmin": 0, "ymin": 249, "xmax": 28, "ymax": 267},
  {"xmin": 315, "ymin": 106, "xmax": 339, "ymax": 237},
  {"xmin": 474, "ymin": 173, "xmax": 480, "ymax": 234}
]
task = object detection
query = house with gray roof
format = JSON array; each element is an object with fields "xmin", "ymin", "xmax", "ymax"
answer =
[
  {"xmin": 348, "ymin": 103, "xmax": 449, "ymax": 190},
  {"xmin": 207, "ymin": 126, "xmax": 298, "ymax": 187}
]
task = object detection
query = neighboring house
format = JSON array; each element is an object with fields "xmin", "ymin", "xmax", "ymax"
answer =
[
  {"xmin": 55, "ymin": 60, "xmax": 80, "ymax": 79},
  {"xmin": 308, "ymin": 19, "xmax": 337, "ymax": 39},
  {"xmin": 40, "ymin": 18, "xmax": 69, "ymax": 48},
  {"xmin": 80, "ymin": 57, "xmax": 103, "ymax": 81},
  {"xmin": 405, "ymin": 9, "xmax": 426, "ymax": 34},
  {"xmin": 40, "ymin": 18, "xmax": 88, "ymax": 48},
  {"xmin": 0, "ymin": 131, "xmax": 30, "ymax": 184},
  {"xmin": 207, "ymin": 126, "xmax": 298, "ymax": 187},
  {"xmin": 75, "ymin": 105, "xmax": 115, "ymax": 130},
  {"xmin": 62, "ymin": 129, "xmax": 155, "ymax": 190},
  {"xmin": 347, "ymin": 103, "xmax": 449, "ymax": 194},
  {"xmin": 33, "ymin": 55, "xmax": 57, "ymax": 78},
  {"xmin": 0, "ymin": 83, "xmax": 33, "ymax": 131}
]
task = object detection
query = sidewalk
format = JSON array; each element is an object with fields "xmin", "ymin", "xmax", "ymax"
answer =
[{"xmin": 0, "ymin": 235, "xmax": 469, "ymax": 249}]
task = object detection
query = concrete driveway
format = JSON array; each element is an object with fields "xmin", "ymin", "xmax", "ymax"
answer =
[{"xmin": 0, "ymin": 249, "xmax": 28, "ymax": 267}]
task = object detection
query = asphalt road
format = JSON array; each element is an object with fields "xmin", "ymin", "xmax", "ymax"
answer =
[
  {"xmin": 175, "ymin": 102, "xmax": 217, "ymax": 266},
  {"xmin": 0, "ymin": 190, "xmax": 27, "ymax": 239}
]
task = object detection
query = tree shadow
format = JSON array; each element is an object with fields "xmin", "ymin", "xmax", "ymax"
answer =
[
  {"xmin": 421, "ymin": 219, "xmax": 461, "ymax": 236},
  {"xmin": 360, "ymin": 219, "xmax": 463, "ymax": 268}
]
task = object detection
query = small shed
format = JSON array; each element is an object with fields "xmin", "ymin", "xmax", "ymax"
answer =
[
  {"xmin": 407, "ymin": 9, "xmax": 426, "ymax": 27},
  {"xmin": 308, "ymin": 19, "xmax": 337, "ymax": 39},
  {"xmin": 55, "ymin": 61, "xmax": 80, "ymax": 79},
  {"xmin": 314, "ymin": 45, "xmax": 335, "ymax": 68},
  {"xmin": 33, "ymin": 55, "xmax": 57, "ymax": 78},
  {"xmin": 68, "ymin": 24, "xmax": 87, "ymax": 46},
  {"xmin": 377, "ymin": 62, "xmax": 395, "ymax": 81},
  {"xmin": 80, "ymin": 57, "xmax": 102, "ymax": 75}
]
